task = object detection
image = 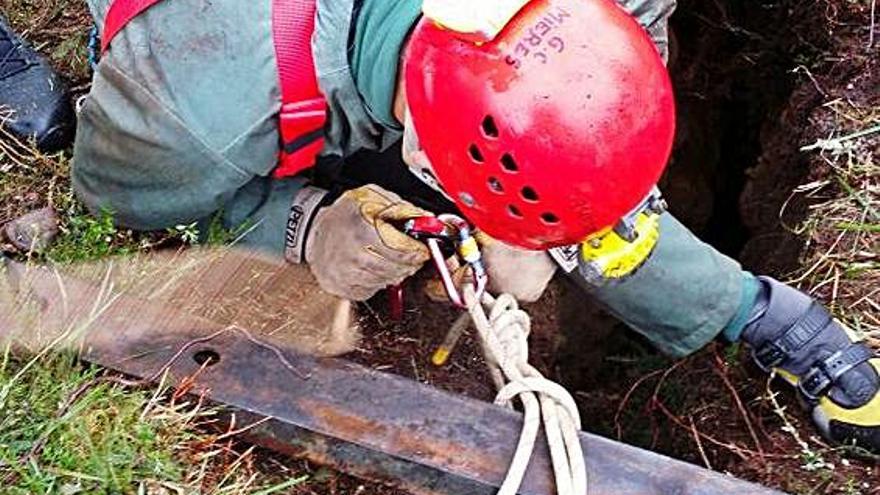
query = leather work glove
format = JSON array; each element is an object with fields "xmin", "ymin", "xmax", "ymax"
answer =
[
  {"xmin": 284, "ymin": 185, "xmax": 431, "ymax": 301},
  {"xmin": 425, "ymin": 232, "xmax": 557, "ymax": 303}
]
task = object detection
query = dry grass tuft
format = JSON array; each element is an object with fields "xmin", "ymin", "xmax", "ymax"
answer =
[
  {"xmin": 0, "ymin": 0, "xmax": 87, "ymax": 227},
  {"xmin": 0, "ymin": 116, "xmax": 72, "ymax": 224},
  {"xmin": 792, "ymin": 99, "xmax": 880, "ymax": 350},
  {"xmin": 1, "ymin": 0, "xmax": 93, "ymax": 86},
  {"xmin": 0, "ymin": 0, "xmax": 90, "ymax": 222}
]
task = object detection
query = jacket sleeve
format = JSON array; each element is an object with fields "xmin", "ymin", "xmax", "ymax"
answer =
[
  {"xmin": 219, "ymin": 176, "xmax": 309, "ymax": 257},
  {"xmin": 71, "ymin": 55, "xmax": 306, "ymax": 257},
  {"xmin": 570, "ymin": 212, "xmax": 747, "ymax": 357},
  {"xmin": 73, "ymin": 0, "xmax": 298, "ymax": 256}
]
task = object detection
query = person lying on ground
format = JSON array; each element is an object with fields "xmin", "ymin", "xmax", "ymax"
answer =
[{"xmin": 61, "ymin": 0, "xmax": 880, "ymax": 453}]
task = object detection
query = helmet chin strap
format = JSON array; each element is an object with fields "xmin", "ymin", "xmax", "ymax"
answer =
[{"xmin": 401, "ymin": 108, "xmax": 454, "ymax": 200}]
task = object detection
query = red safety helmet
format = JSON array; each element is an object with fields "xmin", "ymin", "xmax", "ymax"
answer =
[{"xmin": 404, "ymin": 0, "xmax": 676, "ymax": 250}]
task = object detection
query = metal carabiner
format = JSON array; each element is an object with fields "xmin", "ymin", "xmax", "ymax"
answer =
[
  {"xmin": 391, "ymin": 215, "xmax": 488, "ymax": 313},
  {"xmin": 434, "ymin": 214, "xmax": 488, "ymax": 308}
]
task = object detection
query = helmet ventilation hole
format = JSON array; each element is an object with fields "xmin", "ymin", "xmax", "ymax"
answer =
[
  {"xmin": 481, "ymin": 115, "xmax": 499, "ymax": 138},
  {"xmin": 501, "ymin": 153, "xmax": 518, "ymax": 173},
  {"xmin": 469, "ymin": 144, "xmax": 485, "ymax": 163},
  {"xmin": 508, "ymin": 205, "xmax": 523, "ymax": 218},
  {"xmin": 488, "ymin": 177, "xmax": 504, "ymax": 193},
  {"xmin": 541, "ymin": 213, "xmax": 560, "ymax": 224},
  {"xmin": 521, "ymin": 186, "xmax": 539, "ymax": 202}
]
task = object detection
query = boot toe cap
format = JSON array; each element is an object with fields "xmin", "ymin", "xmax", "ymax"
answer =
[
  {"xmin": 4, "ymin": 91, "xmax": 75, "ymax": 152},
  {"xmin": 812, "ymin": 359, "xmax": 880, "ymax": 453},
  {"xmin": 0, "ymin": 34, "xmax": 75, "ymax": 152}
]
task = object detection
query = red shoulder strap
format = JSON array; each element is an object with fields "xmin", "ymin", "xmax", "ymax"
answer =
[
  {"xmin": 101, "ymin": 0, "xmax": 166, "ymax": 53},
  {"xmin": 273, "ymin": 0, "xmax": 320, "ymax": 106},
  {"xmin": 99, "ymin": 0, "xmax": 326, "ymax": 178},
  {"xmin": 272, "ymin": 0, "xmax": 327, "ymax": 178}
]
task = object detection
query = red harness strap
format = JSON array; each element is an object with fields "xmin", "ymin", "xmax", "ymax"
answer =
[
  {"xmin": 101, "ymin": 0, "xmax": 164, "ymax": 53},
  {"xmin": 100, "ymin": 0, "xmax": 327, "ymax": 179},
  {"xmin": 270, "ymin": 0, "xmax": 327, "ymax": 178}
]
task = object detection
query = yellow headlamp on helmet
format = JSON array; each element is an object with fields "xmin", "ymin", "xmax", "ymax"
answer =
[{"xmin": 579, "ymin": 188, "xmax": 666, "ymax": 284}]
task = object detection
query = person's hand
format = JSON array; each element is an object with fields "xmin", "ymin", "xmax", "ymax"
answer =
[
  {"xmin": 425, "ymin": 232, "xmax": 557, "ymax": 303},
  {"xmin": 304, "ymin": 185, "xmax": 431, "ymax": 301}
]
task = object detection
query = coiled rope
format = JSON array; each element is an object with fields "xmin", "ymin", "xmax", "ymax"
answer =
[{"xmin": 463, "ymin": 285, "xmax": 587, "ymax": 495}]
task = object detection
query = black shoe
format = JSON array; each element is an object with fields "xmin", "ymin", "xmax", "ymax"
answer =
[
  {"xmin": 742, "ymin": 277, "xmax": 880, "ymax": 453},
  {"xmin": 0, "ymin": 15, "xmax": 75, "ymax": 152}
]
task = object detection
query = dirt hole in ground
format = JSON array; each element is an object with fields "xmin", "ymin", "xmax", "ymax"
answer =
[
  {"xmin": 547, "ymin": 0, "xmax": 834, "ymax": 472},
  {"xmin": 556, "ymin": 0, "xmax": 812, "ymax": 386},
  {"xmin": 557, "ymin": 0, "xmax": 829, "ymax": 381}
]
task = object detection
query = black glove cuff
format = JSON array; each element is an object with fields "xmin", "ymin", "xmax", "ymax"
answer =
[{"xmin": 284, "ymin": 186, "xmax": 329, "ymax": 264}]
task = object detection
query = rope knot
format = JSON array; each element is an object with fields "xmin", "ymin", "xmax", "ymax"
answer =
[
  {"xmin": 485, "ymin": 293, "xmax": 531, "ymax": 370},
  {"xmin": 463, "ymin": 286, "xmax": 587, "ymax": 495}
]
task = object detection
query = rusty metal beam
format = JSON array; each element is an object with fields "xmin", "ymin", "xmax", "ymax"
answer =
[{"xmin": 0, "ymin": 255, "xmax": 784, "ymax": 495}]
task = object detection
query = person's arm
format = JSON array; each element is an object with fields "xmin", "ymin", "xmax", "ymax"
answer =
[{"xmin": 218, "ymin": 176, "xmax": 308, "ymax": 255}]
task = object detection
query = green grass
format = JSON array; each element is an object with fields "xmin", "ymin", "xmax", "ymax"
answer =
[
  {"xmin": 40, "ymin": 201, "xmax": 243, "ymax": 264},
  {"xmin": 0, "ymin": 349, "xmax": 308, "ymax": 494},
  {"xmin": 0, "ymin": 351, "xmax": 187, "ymax": 493},
  {"xmin": 45, "ymin": 207, "xmax": 138, "ymax": 264}
]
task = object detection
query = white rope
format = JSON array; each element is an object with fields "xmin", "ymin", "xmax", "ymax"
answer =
[{"xmin": 463, "ymin": 285, "xmax": 587, "ymax": 495}]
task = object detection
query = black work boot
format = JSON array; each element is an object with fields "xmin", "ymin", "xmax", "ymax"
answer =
[
  {"xmin": 742, "ymin": 277, "xmax": 880, "ymax": 453},
  {"xmin": 0, "ymin": 15, "xmax": 75, "ymax": 152}
]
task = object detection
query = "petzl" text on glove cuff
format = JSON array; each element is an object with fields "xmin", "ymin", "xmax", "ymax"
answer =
[{"xmin": 284, "ymin": 186, "xmax": 329, "ymax": 264}]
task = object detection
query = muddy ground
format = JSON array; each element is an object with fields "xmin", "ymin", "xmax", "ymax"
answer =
[{"xmin": 2, "ymin": 0, "xmax": 879, "ymax": 493}]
